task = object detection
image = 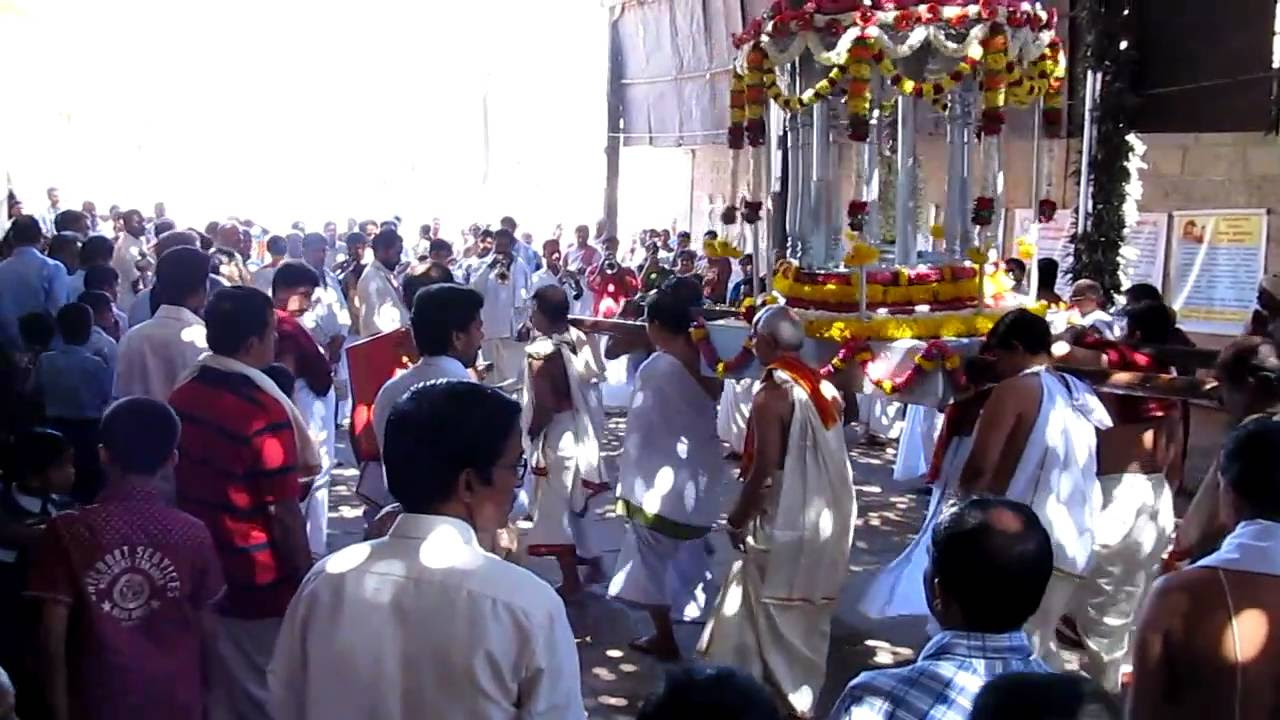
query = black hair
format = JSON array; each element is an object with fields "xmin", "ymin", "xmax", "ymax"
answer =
[
  {"xmin": 122, "ymin": 208, "xmax": 144, "ymax": 226},
  {"xmin": 55, "ymin": 303, "xmax": 93, "ymax": 346},
  {"xmin": 204, "ymin": 220, "xmax": 221, "ymax": 237},
  {"xmin": 48, "ymin": 232, "xmax": 81, "ymax": 260},
  {"xmin": 380, "ymin": 220, "xmax": 398, "ymax": 232},
  {"xmin": 303, "ymin": 232, "xmax": 328, "ymax": 251},
  {"xmin": 1036, "ymin": 258, "xmax": 1059, "ymax": 291},
  {"xmin": 479, "ymin": 228, "xmax": 495, "ymax": 241},
  {"xmin": 532, "ymin": 285, "xmax": 570, "ymax": 327},
  {"xmin": 1122, "ymin": 301, "xmax": 1174, "ymax": 345},
  {"xmin": 970, "ymin": 672, "xmax": 1121, "ymax": 720},
  {"xmin": 986, "ymin": 309, "xmax": 1052, "ymax": 356},
  {"xmin": 740, "ymin": 253, "xmax": 754, "ymax": 265},
  {"xmin": 7, "ymin": 216, "xmax": 41, "ymax": 246},
  {"xmin": 1221, "ymin": 418, "xmax": 1280, "ymax": 521},
  {"xmin": 676, "ymin": 248, "xmax": 698, "ymax": 263},
  {"xmin": 263, "ymin": 363, "xmax": 297, "ymax": 397},
  {"xmin": 676, "ymin": 230, "xmax": 691, "ymax": 241},
  {"xmin": 99, "ymin": 398, "xmax": 181, "ymax": 476},
  {"xmin": 1123, "ymin": 282, "xmax": 1163, "ymax": 305},
  {"xmin": 1214, "ymin": 336, "xmax": 1280, "ymax": 392},
  {"xmin": 493, "ymin": 228, "xmax": 516, "ymax": 247},
  {"xmin": 271, "ymin": 261, "xmax": 320, "ymax": 297},
  {"xmin": 1004, "ymin": 257, "xmax": 1027, "ymax": 276},
  {"xmin": 153, "ymin": 218, "xmax": 177, "ymax": 238},
  {"xmin": 636, "ymin": 666, "xmax": 782, "ymax": 720},
  {"xmin": 205, "ymin": 286, "xmax": 274, "ymax": 357},
  {"xmin": 930, "ymin": 498, "xmax": 1053, "ymax": 633},
  {"xmin": 371, "ymin": 228, "xmax": 402, "ymax": 253},
  {"xmin": 266, "ymin": 235, "xmax": 288, "ymax": 257},
  {"xmin": 702, "ymin": 229, "xmax": 718, "ymax": 240},
  {"xmin": 83, "ymin": 264, "xmax": 119, "ymax": 293},
  {"xmin": 13, "ymin": 428, "xmax": 71, "ymax": 481},
  {"xmin": 152, "ymin": 246, "xmax": 211, "ymax": 313},
  {"xmin": 76, "ymin": 290, "xmax": 113, "ymax": 317},
  {"xmin": 344, "ymin": 231, "xmax": 367, "ymax": 249},
  {"xmin": 79, "ymin": 234, "xmax": 115, "ymax": 266},
  {"xmin": 18, "ymin": 312, "xmax": 56, "ymax": 351},
  {"xmin": 383, "ymin": 379, "xmax": 522, "ymax": 514},
  {"xmin": 53, "ymin": 209, "xmax": 87, "ymax": 234},
  {"xmin": 402, "ymin": 264, "xmax": 456, "ymax": 309},
  {"xmin": 428, "ymin": 238, "xmax": 452, "ymax": 256},
  {"xmin": 359, "ymin": 219, "xmax": 379, "ymax": 232},
  {"xmin": 411, "ymin": 283, "xmax": 484, "ymax": 357},
  {"xmin": 645, "ymin": 278, "xmax": 701, "ymax": 334},
  {"xmin": 499, "ymin": 216, "xmax": 517, "ymax": 230}
]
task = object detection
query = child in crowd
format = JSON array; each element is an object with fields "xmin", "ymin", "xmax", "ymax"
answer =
[
  {"xmin": 83, "ymin": 264, "xmax": 129, "ymax": 334},
  {"xmin": 27, "ymin": 398, "xmax": 224, "ymax": 720},
  {"xmin": 0, "ymin": 428, "xmax": 75, "ymax": 718},
  {"xmin": 35, "ymin": 304, "xmax": 111, "ymax": 502},
  {"xmin": 76, "ymin": 290, "xmax": 120, "ymax": 372}
]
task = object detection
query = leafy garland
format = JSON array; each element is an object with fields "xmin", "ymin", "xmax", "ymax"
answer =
[{"xmin": 1068, "ymin": 0, "xmax": 1137, "ymax": 303}]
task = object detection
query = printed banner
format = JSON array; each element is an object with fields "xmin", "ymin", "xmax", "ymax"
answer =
[
  {"xmin": 1168, "ymin": 209, "xmax": 1268, "ymax": 336},
  {"xmin": 1011, "ymin": 209, "xmax": 1169, "ymax": 297}
]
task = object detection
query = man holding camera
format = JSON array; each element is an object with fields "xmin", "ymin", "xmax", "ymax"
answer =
[
  {"xmin": 586, "ymin": 236, "xmax": 640, "ymax": 320},
  {"xmin": 469, "ymin": 228, "xmax": 531, "ymax": 388},
  {"xmin": 532, "ymin": 239, "xmax": 591, "ymax": 317}
]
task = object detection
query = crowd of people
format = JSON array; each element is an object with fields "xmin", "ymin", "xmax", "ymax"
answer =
[{"xmin": 0, "ymin": 185, "xmax": 1278, "ymax": 720}]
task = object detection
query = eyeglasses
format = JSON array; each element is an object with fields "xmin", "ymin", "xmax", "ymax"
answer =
[{"xmin": 496, "ymin": 455, "xmax": 528, "ymax": 488}]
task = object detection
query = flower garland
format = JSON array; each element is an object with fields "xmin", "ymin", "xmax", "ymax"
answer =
[
  {"xmin": 745, "ymin": 45, "xmax": 770, "ymax": 148},
  {"xmin": 846, "ymin": 39, "xmax": 874, "ymax": 141},
  {"xmin": 971, "ymin": 196, "xmax": 995, "ymax": 227},
  {"xmin": 818, "ymin": 337, "xmax": 965, "ymax": 396},
  {"xmin": 872, "ymin": 44, "xmax": 982, "ymax": 104},
  {"xmin": 979, "ymin": 22, "xmax": 1008, "ymax": 137},
  {"xmin": 1043, "ymin": 38, "xmax": 1066, "ymax": 136},
  {"xmin": 799, "ymin": 304, "xmax": 1045, "ymax": 343},
  {"xmin": 689, "ymin": 318, "xmax": 755, "ymax": 379},
  {"xmin": 729, "ymin": 71, "xmax": 747, "ymax": 150}
]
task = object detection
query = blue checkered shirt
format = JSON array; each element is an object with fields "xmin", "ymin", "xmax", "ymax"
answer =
[{"xmin": 828, "ymin": 630, "xmax": 1051, "ymax": 720}]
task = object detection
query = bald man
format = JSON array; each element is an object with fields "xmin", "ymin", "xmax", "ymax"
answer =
[
  {"xmin": 214, "ymin": 223, "xmax": 254, "ymax": 287},
  {"xmin": 698, "ymin": 305, "xmax": 857, "ymax": 719}
]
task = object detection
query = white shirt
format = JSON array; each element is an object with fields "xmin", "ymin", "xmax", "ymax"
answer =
[
  {"xmin": 251, "ymin": 262, "xmax": 280, "ymax": 294},
  {"xmin": 84, "ymin": 325, "xmax": 118, "ymax": 376},
  {"xmin": 114, "ymin": 305, "xmax": 208, "ymax": 401},
  {"xmin": 66, "ymin": 269, "xmax": 86, "ymax": 303},
  {"xmin": 531, "ymin": 268, "xmax": 592, "ymax": 317},
  {"xmin": 302, "ymin": 266, "xmax": 351, "ymax": 347},
  {"xmin": 111, "ymin": 232, "xmax": 149, "ymax": 312},
  {"xmin": 269, "ymin": 514, "xmax": 585, "ymax": 720},
  {"xmin": 372, "ymin": 355, "xmax": 471, "ymax": 454},
  {"xmin": 469, "ymin": 256, "xmax": 531, "ymax": 339},
  {"xmin": 356, "ymin": 261, "xmax": 409, "ymax": 338}
]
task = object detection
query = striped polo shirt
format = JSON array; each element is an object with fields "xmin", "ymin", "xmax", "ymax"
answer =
[{"xmin": 170, "ymin": 366, "xmax": 301, "ymax": 619}]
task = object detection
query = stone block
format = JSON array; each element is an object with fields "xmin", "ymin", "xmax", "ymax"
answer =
[
  {"xmin": 1195, "ymin": 132, "xmax": 1252, "ymax": 146},
  {"xmin": 1140, "ymin": 132, "xmax": 1196, "ymax": 147},
  {"xmin": 1145, "ymin": 146, "xmax": 1185, "ymax": 176},
  {"xmin": 1245, "ymin": 143, "xmax": 1280, "ymax": 177},
  {"xmin": 1182, "ymin": 145, "xmax": 1244, "ymax": 179}
]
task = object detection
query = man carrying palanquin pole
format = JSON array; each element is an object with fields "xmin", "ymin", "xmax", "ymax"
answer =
[{"xmin": 698, "ymin": 304, "xmax": 857, "ymax": 719}]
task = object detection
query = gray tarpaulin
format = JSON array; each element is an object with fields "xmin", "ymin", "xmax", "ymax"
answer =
[{"xmin": 612, "ymin": 0, "xmax": 771, "ymax": 148}]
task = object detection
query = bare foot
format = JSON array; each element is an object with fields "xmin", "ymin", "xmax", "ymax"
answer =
[{"xmin": 628, "ymin": 634, "xmax": 681, "ymax": 662}]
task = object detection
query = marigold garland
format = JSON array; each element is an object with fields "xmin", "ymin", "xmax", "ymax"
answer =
[
  {"xmin": 846, "ymin": 39, "xmax": 874, "ymax": 142},
  {"xmin": 690, "ymin": 318, "xmax": 754, "ymax": 379},
  {"xmin": 979, "ymin": 22, "xmax": 1008, "ymax": 137}
]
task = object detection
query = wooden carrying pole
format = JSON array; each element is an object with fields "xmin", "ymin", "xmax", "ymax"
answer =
[{"xmin": 568, "ymin": 316, "xmax": 1221, "ymax": 406}]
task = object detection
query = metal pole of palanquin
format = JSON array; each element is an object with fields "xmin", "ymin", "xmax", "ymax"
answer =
[{"xmin": 895, "ymin": 95, "xmax": 918, "ymax": 266}]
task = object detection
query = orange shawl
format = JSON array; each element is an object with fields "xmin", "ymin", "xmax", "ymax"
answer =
[{"xmin": 741, "ymin": 354, "xmax": 841, "ymax": 478}]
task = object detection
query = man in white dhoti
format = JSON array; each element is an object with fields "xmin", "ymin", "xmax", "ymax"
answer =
[
  {"xmin": 958, "ymin": 309, "xmax": 1113, "ymax": 669},
  {"xmin": 300, "ymin": 233, "xmax": 351, "ymax": 422},
  {"xmin": 697, "ymin": 305, "xmax": 856, "ymax": 719},
  {"xmin": 355, "ymin": 229, "xmax": 410, "ymax": 338},
  {"xmin": 271, "ymin": 262, "xmax": 339, "ymax": 558},
  {"xmin": 470, "ymin": 228, "xmax": 531, "ymax": 389},
  {"xmin": 1053, "ymin": 301, "xmax": 1182, "ymax": 692},
  {"xmin": 607, "ymin": 279, "xmax": 726, "ymax": 661},
  {"xmin": 111, "ymin": 209, "xmax": 150, "ymax": 312},
  {"xmin": 521, "ymin": 285, "xmax": 611, "ymax": 595}
]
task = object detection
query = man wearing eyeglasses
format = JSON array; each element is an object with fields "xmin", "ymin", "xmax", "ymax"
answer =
[{"xmin": 270, "ymin": 379, "xmax": 584, "ymax": 720}]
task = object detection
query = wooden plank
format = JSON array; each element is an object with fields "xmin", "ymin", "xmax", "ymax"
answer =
[{"xmin": 1129, "ymin": 343, "xmax": 1219, "ymax": 372}]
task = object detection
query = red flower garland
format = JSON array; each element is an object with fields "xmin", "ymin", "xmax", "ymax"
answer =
[{"xmin": 818, "ymin": 338, "xmax": 965, "ymax": 395}]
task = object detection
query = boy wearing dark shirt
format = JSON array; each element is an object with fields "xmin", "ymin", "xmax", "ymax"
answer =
[{"xmin": 28, "ymin": 398, "xmax": 223, "ymax": 720}]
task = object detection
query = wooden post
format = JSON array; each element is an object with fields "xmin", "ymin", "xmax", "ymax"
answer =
[{"xmin": 602, "ymin": 13, "xmax": 622, "ymax": 236}]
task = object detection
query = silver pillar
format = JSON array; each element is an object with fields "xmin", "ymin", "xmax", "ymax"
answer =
[
  {"xmin": 811, "ymin": 99, "xmax": 831, "ymax": 267},
  {"xmin": 1077, "ymin": 68, "xmax": 1101, "ymax": 237},
  {"xmin": 944, "ymin": 92, "xmax": 966, "ymax": 257},
  {"xmin": 865, "ymin": 92, "xmax": 882, "ymax": 245},
  {"xmin": 785, "ymin": 63, "xmax": 802, "ymax": 260},
  {"xmin": 895, "ymin": 95, "xmax": 918, "ymax": 266}
]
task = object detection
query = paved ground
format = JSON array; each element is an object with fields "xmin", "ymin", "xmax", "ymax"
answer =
[{"xmin": 325, "ymin": 412, "xmax": 933, "ymax": 718}]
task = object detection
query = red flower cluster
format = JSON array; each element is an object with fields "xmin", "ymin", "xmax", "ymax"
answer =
[
  {"xmin": 721, "ymin": 205, "xmax": 740, "ymax": 226},
  {"xmin": 979, "ymin": 109, "xmax": 1005, "ymax": 137},
  {"xmin": 1037, "ymin": 199, "xmax": 1058, "ymax": 224},
  {"xmin": 743, "ymin": 200, "xmax": 765, "ymax": 225},
  {"xmin": 972, "ymin": 196, "xmax": 996, "ymax": 227},
  {"xmin": 848, "ymin": 200, "xmax": 870, "ymax": 232}
]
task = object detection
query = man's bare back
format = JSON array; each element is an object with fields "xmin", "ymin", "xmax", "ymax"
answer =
[
  {"xmin": 960, "ymin": 372, "xmax": 1042, "ymax": 495},
  {"xmin": 1131, "ymin": 567, "xmax": 1280, "ymax": 719}
]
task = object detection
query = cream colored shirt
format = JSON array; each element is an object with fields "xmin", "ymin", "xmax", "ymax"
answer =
[
  {"xmin": 355, "ymin": 260, "xmax": 409, "ymax": 337},
  {"xmin": 114, "ymin": 304, "xmax": 208, "ymax": 401},
  {"xmin": 269, "ymin": 514, "xmax": 584, "ymax": 720}
]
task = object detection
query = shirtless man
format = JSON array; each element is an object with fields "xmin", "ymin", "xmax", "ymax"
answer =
[
  {"xmin": 1054, "ymin": 301, "xmax": 1183, "ymax": 691},
  {"xmin": 959, "ymin": 309, "xmax": 1112, "ymax": 667},
  {"xmin": 1130, "ymin": 418, "xmax": 1280, "ymax": 720},
  {"xmin": 523, "ymin": 285, "xmax": 609, "ymax": 596},
  {"xmin": 699, "ymin": 305, "xmax": 856, "ymax": 718}
]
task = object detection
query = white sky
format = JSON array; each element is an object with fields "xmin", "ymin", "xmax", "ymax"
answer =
[{"xmin": 2, "ymin": 0, "xmax": 609, "ymax": 238}]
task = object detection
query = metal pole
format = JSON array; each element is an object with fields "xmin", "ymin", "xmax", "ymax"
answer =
[
  {"xmin": 895, "ymin": 95, "xmax": 918, "ymax": 266},
  {"xmin": 944, "ymin": 93, "xmax": 965, "ymax": 257},
  {"xmin": 602, "ymin": 15, "xmax": 622, "ymax": 235},
  {"xmin": 811, "ymin": 98, "xmax": 831, "ymax": 267},
  {"xmin": 1028, "ymin": 98, "xmax": 1043, "ymax": 294},
  {"xmin": 1077, "ymin": 68, "xmax": 1100, "ymax": 237}
]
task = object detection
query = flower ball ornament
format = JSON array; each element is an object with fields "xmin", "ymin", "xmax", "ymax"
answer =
[{"xmin": 971, "ymin": 196, "xmax": 996, "ymax": 227}]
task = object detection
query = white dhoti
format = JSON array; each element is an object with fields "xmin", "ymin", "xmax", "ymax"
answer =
[
  {"xmin": 608, "ymin": 351, "xmax": 727, "ymax": 619},
  {"xmin": 717, "ymin": 378, "xmax": 756, "ymax": 455},
  {"xmin": 482, "ymin": 337, "xmax": 525, "ymax": 390},
  {"xmin": 607, "ymin": 521, "xmax": 713, "ymax": 621},
  {"xmin": 1024, "ymin": 571, "xmax": 1081, "ymax": 671},
  {"xmin": 891, "ymin": 405, "xmax": 943, "ymax": 487},
  {"xmin": 857, "ymin": 394, "xmax": 905, "ymax": 439},
  {"xmin": 526, "ymin": 410, "xmax": 607, "ymax": 558},
  {"xmin": 699, "ymin": 365, "xmax": 856, "ymax": 719},
  {"xmin": 294, "ymin": 380, "xmax": 336, "ymax": 558},
  {"xmin": 857, "ymin": 436, "xmax": 974, "ymax": 621},
  {"xmin": 1070, "ymin": 471, "xmax": 1175, "ymax": 691},
  {"xmin": 208, "ymin": 616, "xmax": 282, "ymax": 720}
]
